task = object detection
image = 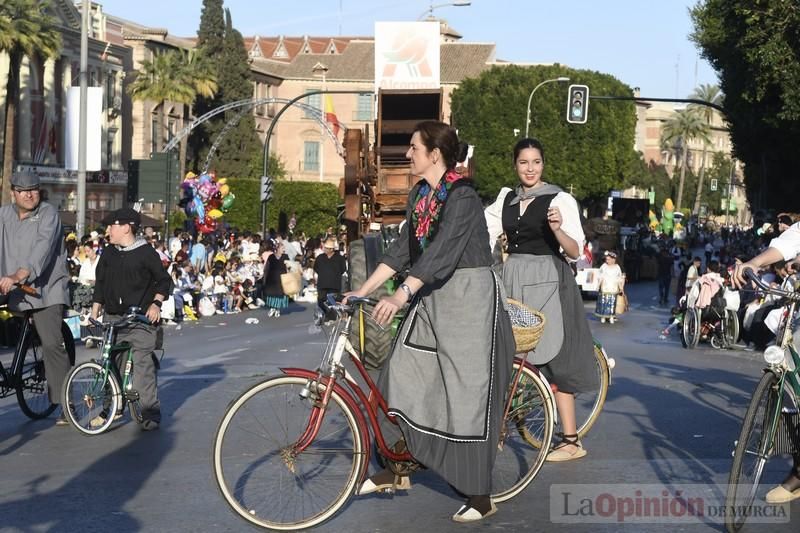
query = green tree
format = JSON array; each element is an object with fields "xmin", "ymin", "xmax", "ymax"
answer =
[
  {"xmin": 688, "ymin": 83, "xmax": 724, "ymax": 215},
  {"xmin": 208, "ymin": 9, "xmax": 263, "ymax": 179},
  {"xmin": 190, "ymin": 0, "xmax": 226, "ymax": 172},
  {"xmin": 691, "ymin": 0, "xmax": 800, "ymax": 211},
  {"xmin": 127, "ymin": 49, "xmax": 217, "ymax": 179},
  {"xmin": 0, "ymin": 0, "xmax": 61, "ymax": 205},
  {"xmin": 660, "ymin": 108, "xmax": 710, "ymax": 211},
  {"xmin": 450, "ymin": 65, "xmax": 638, "ymax": 202}
]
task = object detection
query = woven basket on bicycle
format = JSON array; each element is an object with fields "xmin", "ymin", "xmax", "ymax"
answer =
[{"xmin": 506, "ymin": 298, "xmax": 545, "ymax": 354}]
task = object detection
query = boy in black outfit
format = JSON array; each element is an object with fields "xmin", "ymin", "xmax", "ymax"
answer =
[{"xmin": 91, "ymin": 208, "xmax": 172, "ymax": 430}]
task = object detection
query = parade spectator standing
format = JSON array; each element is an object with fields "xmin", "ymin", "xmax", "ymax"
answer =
[
  {"xmin": 314, "ymin": 237, "xmax": 347, "ymax": 321},
  {"xmin": 705, "ymin": 241, "xmax": 714, "ymax": 266},
  {"xmin": 686, "ymin": 256, "xmax": 703, "ymax": 291},
  {"xmin": 261, "ymin": 240, "xmax": 288, "ymax": 317},
  {"xmin": 657, "ymin": 247, "xmax": 673, "ymax": 306},
  {"xmin": 0, "ymin": 171, "xmax": 72, "ymax": 425},
  {"xmin": 190, "ymin": 236, "xmax": 207, "ymax": 273},
  {"xmin": 91, "ymin": 208, "xmax": 172, "ymax": 431},
  {"xmin": 594, "ymin": 251, "xmax": 625, "ymax": 323}
]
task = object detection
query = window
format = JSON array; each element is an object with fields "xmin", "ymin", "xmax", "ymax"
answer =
[
  {"xmin": 303, "ymin": 141, "xmax": 320, "ymax": 172},
  {"xmin": 107, "ymin": 138, "xmax": 114, "ymax": 168},
  {"xmin": 168, "ymin": 119, "xmax": 176, "ymax": 142},
  {"xmin": 151, "ymin": 118, "xmax": 159, "ymax": 154},
  {"xmin": 356, "ymin": 94, "xmax": 372, "ymax": 121},
  {"xmin": 305, "ymin": 91, "xmax": 321, "ymax": 119},
  {"xmin": 106, "ymin": 72, "xmax": 118, "ymax": 108}
]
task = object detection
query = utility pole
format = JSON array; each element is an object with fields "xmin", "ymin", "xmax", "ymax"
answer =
[{"xmin": 77, "ymin": 0, "xmax": 89, "ymax": 237}]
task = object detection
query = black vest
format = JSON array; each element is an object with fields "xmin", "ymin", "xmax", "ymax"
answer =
[{"xmin": 502, "ymin": 192, "xmax": 561, "ymax": 257}]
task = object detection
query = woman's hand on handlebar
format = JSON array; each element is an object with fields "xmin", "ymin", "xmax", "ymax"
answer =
[
  {"xmin": 371, "ymin": 291, "xmax": 405, "ymax": 326},
  {"xmin": 733, "ymin": 261, "xmax": 758, "ymax": 289}
]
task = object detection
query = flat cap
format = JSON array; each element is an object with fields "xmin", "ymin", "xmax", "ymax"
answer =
[
  {"xmin": 10, "ymin": 171, "xmax": 40, "ymax": 190},
  {"xmin": 102, "ymin": 207, "xmax": 141, "ymax": 227}
]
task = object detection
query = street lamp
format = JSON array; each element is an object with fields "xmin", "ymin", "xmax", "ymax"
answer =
[
  {"xmin": 418, "ymin": 1, "xmax": 471, "ymax": 20},
  {"xmin": 524, "ymin": 76, "xmax": 570, "ymax": 138}
]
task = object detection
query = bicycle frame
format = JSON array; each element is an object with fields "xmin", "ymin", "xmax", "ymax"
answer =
[{"xmin": 0, "ymin": 313, "xmax": 34, "ymax": 396}]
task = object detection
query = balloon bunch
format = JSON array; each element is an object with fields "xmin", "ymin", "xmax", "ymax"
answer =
[{"xmin": 179, "ymin": 171, "xmax": 236, "ymax": 234}]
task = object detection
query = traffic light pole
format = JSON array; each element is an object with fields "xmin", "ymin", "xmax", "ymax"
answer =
[{"xmin": 588, "ymin": 95, "xmax": 726, "ymax": 114}]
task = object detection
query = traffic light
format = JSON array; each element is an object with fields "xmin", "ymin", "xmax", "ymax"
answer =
[
  {"xmin": 260, "ymin": 175, "xmax": 273, "ymax": 202},
  {"xmin": 710, "ymin": 178, "xmax": 718, "ymax": 191},
  {"xmin": 566, "ymin": 84, "xmax": 589, "ymax": 124}
]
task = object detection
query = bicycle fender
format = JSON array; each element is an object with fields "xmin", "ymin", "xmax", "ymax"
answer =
[
  {"xmin": 279, "ymin": 367, "xmax": 371, "ymax": 472},
  {"xmin": 516, "ymin": 360, "xmax": 559, "ymax": 426}
]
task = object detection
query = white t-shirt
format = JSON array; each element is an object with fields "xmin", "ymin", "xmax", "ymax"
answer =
[{"xmin": 770, "ymin": 221, "xmax": 800, "ymax": 261}]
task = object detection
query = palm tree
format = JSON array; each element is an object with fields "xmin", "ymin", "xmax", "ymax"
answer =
[
  {"xmin": 127, "ymin": 48, "xmax": 217, "ymax": 179},
  {"xmin": 689, "ymin": 84, "xmax": 724, "ymax": 215},
  {"xmin": 660, "ymin": 108, "xmax": 710, "ymax": 211},
  {"xmin": 0, "ymin": 0, "xmax": 61, "ymax": 205}
]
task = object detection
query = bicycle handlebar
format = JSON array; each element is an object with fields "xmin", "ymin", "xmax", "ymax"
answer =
[
  {"xmin": 14, "ymin": 283, "xmax": 38, "ymax": 296},
  {"xmin": 89, "ymin": 309, "xmax": 153, "ymax": 329},
  {"xmin": 743, "ymin": 268, "xmax": 800, "ymax": 301},
  {"xmin": 325, "ymin": 293, "xmax": 380, "ymax": 312}
]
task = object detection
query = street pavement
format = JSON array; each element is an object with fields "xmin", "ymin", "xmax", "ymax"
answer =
[{"xmin": 0, "ymin": 281, "xmax": 797, "ymax": 532}]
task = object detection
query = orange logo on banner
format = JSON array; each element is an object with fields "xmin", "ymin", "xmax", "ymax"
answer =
[{"xmin": 381, "ymin": 31, "xmax": 432, "ymax": 79}]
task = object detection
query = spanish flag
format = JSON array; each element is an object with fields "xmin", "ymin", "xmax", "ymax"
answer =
[{"xmin": 324, "ymin": 94, "xmax": 341, "ymax": 137}]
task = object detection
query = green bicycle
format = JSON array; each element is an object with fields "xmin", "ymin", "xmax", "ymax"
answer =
[
  {"xmin": 61, "ymin": 308, "xmax": 159, "ymax": 436},
  {"xmin": 725, "ymin": 270, "xmax": 800, "ymax": 532}
]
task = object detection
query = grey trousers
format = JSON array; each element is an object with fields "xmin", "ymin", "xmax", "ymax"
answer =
[
  {"xmin": 108, "ymin": 315, "xmax": 161, "ymax": 423},
  {"xmin": 30, "ymin": 304, "xmax": 72, "ymax": 404}
]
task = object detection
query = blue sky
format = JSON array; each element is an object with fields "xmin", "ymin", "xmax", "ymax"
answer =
[{"xmin": 98, "ymin": 0, "xmax": 717, "ymax": 99}]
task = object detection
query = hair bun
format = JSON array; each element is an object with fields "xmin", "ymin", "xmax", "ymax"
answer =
[{"xmin": 456, "ymin": 142, "xmax": 469, "ymax": 163}]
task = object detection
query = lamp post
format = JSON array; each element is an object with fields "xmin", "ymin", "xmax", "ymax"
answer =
[
  {"xmin": 524, "ymin": 77, "xmax": 570, "ymax": 138},
  {"xmin": 418, "ymin": 1, "xmax": 471, "ymax": 20}
]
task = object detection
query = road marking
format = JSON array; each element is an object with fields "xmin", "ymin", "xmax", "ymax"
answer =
[{"xmin": 179, "ymin": 348, "xmax": 249, "ymax": 368}]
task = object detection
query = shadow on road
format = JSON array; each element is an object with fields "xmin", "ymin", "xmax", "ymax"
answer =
[{"xmin": 0, "ymin": 364, "xmax": 223, "ymax": 532}]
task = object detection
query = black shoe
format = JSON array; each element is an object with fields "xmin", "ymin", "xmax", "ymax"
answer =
[{"xmin": 141, "ymin": 419, "xmax": 160, "ymax": 431}]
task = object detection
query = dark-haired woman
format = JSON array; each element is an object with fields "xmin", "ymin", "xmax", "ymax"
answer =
[
  {"xmin": 487, "ymin": 137, "xmax": 598, "ymax": 462},
  {"xmin": 347, "ymin": 121, "xmax": 514, "ymax": 522}
]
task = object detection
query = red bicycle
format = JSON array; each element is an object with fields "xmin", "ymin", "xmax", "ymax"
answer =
[{"xmin": 213, "ymin": 295, "xmax": 555, "ymax": 530}]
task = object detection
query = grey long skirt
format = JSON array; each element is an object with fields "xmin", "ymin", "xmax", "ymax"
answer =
[
  {"xmin": 378, "ymin": 267, "xmax": 515, "ymax": 495},
  {"xmin": 502, "ymin": 254, "xmax": 598, "ymax": 394}
]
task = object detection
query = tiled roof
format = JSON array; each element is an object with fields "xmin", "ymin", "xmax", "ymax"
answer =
[
  {"xmin": 254, "ymin": 40, "xmax": 497, "ymax": 84},
  {"xmin": 243, "ymin": 36, "xmax": 364, "ymax": 61}
]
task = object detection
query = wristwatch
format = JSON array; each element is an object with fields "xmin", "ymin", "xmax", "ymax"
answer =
[
  {"xmin": 398, "ymin": 283, "xmax": 414, "ymax": 303},
  {"xmin": 151, "ymin": 300, "xmax": 163, "ymax": 308}
]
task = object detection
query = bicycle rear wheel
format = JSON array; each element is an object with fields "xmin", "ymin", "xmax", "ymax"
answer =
[
  {"xmin": 213, "ymin": 376, "xmax": 365, "ymax": 530},
  {"xmin": 492, "ymin": 364, "xmax": 555, "ymax": 503},
  {"xmin": 574, "ymin": 343, "xmax": 611, "ymax": 439},
  {"xmin": 63, "ymin": 361, "xmax": 121, "ymax": 436},
  {"xmin": 725, "ymin": 371, "xmax": 780, "ymax": 532},
  {"xmin": 724, "ymin": 309, "xmax": 740, "ymax": 347}
]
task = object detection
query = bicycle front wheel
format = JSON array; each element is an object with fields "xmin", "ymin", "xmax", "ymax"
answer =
[
  {"xmin": 492, "ymin": 364, "xmax": 555, "ymax": 503},
  {"xmin": 63, "ymin": 361, "xmax": 121, "ymax": 436},
  {"xmin": 574, "ymin": 343, "xmax": 611, "ymax": 439},
  {"xmin": 724, "ymin": 309, "xmax": 740, "ymax": 347},
  {"xmin": 725, "ymin": 371, "xmax": 781, "ymax": 532},
  {"xmin": 213, "ymin": 376, "xmax": 365, "ymax": 531}
]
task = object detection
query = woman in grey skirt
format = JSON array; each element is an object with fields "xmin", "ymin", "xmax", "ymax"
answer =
[
  {"xmin": 493, "ymin": 137, "xmax": 598, "ymax": 462},
  {"xmin": 346, "ymin": 121, "xmax": 515, "ymax": 522}
]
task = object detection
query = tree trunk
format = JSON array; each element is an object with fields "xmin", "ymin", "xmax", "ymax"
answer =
[
  {"xmin": 676, "ymin": 148, "xmax": 688, "ymax": 211},
  {"xmin": 692, "ymin": 145, "xmax": 708, "ymax": 215},
  {"xmin": 1, "ymin": 51, "xmax": 22, "ymax": 206}
]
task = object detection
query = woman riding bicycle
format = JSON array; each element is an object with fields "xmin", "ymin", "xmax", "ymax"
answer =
[
  {"xmin": 733, "ymin": 220, "xmax": 800, "ymax": 504},
  {"xmin": 346, "ymin": 121, "xmax": 515, "ymax": 523}
]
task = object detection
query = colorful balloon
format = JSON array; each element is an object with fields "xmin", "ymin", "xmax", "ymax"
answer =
[
  {"xmin": 219, "ymin": 184, "xmax": 230, "ymax": 196},
  {"xmin": 208, "ymin": 209, "xmax": 224, "ymax": 219},
  {"xmin": 222, "ymin": 192, "xmax": 235, "ymax": 211}
]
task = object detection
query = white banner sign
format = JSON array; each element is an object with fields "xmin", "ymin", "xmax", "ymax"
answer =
[
  {"xmin": 375, "ymin": 21, "xmax": 440, "ymax": 91},
  {"xmin": 65, "ymin": 87, "xmax": 102, "ymax": 171}
]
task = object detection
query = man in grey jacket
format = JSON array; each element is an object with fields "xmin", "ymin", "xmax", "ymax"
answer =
[{"xmin": 0, "ymin": 171, "xmax": 72, "ymax": 425}]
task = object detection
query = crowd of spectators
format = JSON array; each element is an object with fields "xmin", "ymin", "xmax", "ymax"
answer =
[{"xmin": 63, "ymin": 224, "xmax": 349, "ymax": 329}]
